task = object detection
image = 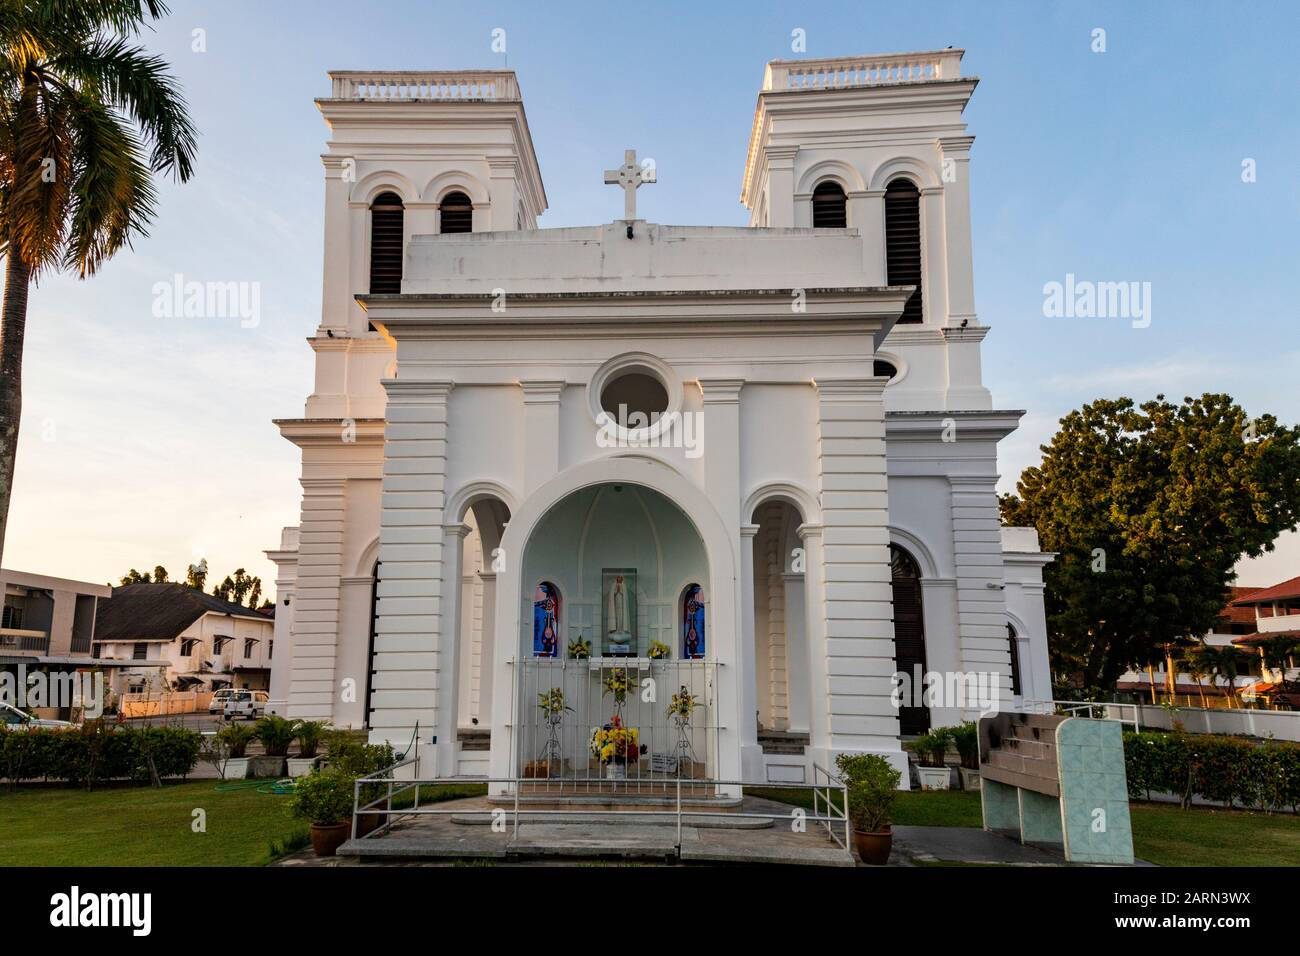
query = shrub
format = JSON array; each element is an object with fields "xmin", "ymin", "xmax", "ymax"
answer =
[
  {"xmin": 254, "ymin": 715, "xmax": 297, "ymax": 757},
  {"xmin": 905, "ymin": 727, "xmax": 952, "ymax": 768},
  {"xmin": 836, "ymin": 753, "xmax": 900, "ymax": 832},
  {"xmin": 0, "ymin": 723, "xmax": 199, "ymax": 788},
  {"xmin": 949, "ymin": 721, "xmax": 980, "ymax": 770},
  {"xmin": 289, "ymin": 769, "xmax": 355, "ymax": 827},
  {"xmin": 294, "ymin": 720, "xmax": 328, "ymax": 759},
  {"xmin": 217, "ymin": 721, "xmax": 256, "ymax": 759},
  {"xmin": 1123, "ymin": 731, "xmax": 1300, "ymax": 812}
]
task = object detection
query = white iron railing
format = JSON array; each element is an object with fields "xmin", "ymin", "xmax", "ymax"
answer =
[
  {"xmin": 1023, "ymin": 698, "xmax": 1141, "ymax": 732},
  {"xmin": 763, "ymin": 50, "xmax": 963, "ymax": 92},
  {"xmin": 328, "ymin": 71, "xmax": 519, "ymax": 101},
  {"xmin": 350, "ymin": 767, "xmax": 851, "ymax": 855}
]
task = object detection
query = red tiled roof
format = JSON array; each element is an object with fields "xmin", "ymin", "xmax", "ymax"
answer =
[
  {"xmin": 1220, "ymin": 587, "xmax": 1261, "ymax": 627},
  {"xmin": 1232, "ymin": 576, "xmax": 1300, "ymax": 606},
  {"xmin": 1231, "ymin": 631, "xmax": 1300, "ymax": 646}
]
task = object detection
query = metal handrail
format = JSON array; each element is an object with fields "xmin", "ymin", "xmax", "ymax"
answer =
[
  {"xmin": 348, "ymin": 773, "xmax": 852, "ymax": 856},
  {"xmin": 1023, "ymin": 698, "xmax": 1141, "ymax": 732}
]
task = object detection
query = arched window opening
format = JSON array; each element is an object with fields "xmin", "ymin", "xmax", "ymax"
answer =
[
  {"xmin": 1007, "ymin": 623, "xmax": 1023, "ymax": 697},
  {"xmin": 681, "ymin": 583, "xmax": 706, "ymax": 659},
  {"xmin": 368, "ymin": 192, "xmax": 404, "ymax": 295},
  {"xmin": 811, "ymin": 180, "xmax": 847, "ymax": 228},
  {"xmin": 890, "ymin": 544, "xmax": 929, "ymax": 734},
  {"xmin": 440, "ymin": 190, "xmax": 473, "ymax": 234},
  {"xmin": 884, "ymin": 178, "xmax": 923, "ymax": 323},
  {"xmin": 532, "ymin": 582, "xmax": 561, "ymax": 657}
]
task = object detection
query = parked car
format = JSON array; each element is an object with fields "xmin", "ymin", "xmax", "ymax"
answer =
[
  {"xmin": 0, "ymin": 700, "xmax": 73, "ymax": 730},
  {"xmin": 222, "ymin": 690, "xmax": 269, "ymax": 720},
  {"xmin": 208, "ymin": 688, "xmax": 238, "ymax": 713}
]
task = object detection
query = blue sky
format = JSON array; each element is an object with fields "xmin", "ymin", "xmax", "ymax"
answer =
[{"xmin": 7, "ymin": 0, "xmax": 1298, "ymax": 590}]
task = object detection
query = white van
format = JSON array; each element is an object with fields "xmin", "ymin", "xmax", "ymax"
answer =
[{"xmin": 222, "ymin": 690, "xmax": 269, "ymax": 720}]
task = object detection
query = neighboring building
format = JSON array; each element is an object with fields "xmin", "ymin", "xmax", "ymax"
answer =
[
  {"xmin": 271, "ymin": 51, "xmax": 1056, "ymax": 788},
  {"xmin": 1231, "ymin": 577, "xmax": 1300, "ymax": 691},
  {"xmin": 1, "ymin": 568, "xmax": 161, "ymax": 717},
  {"xmin": 93, "ymin": 583, "xmax": 277, "ymax": 696}
]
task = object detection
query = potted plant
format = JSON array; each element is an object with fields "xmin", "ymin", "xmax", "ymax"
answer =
[
  {"xmin": 324, "ymin": 734, "xmax": 395, "ymax": 837},
  {"xmin": 290, "ymin": 769, "xmax": 355, "ymax": 857},
  {"xmin": 836, "ymin": 753, "xmax": 900, "ymax": 865},
  {"xmin": 951, "ymin": 721, "xmax": 981, "ymax": 790},
  {"xmin": 906, "ymin": 727, "xmax": 953, "ymax": 790},
  {"xmin": 215, "ymin": 722, "xmax": 256, "ymax": 779},
  {"xmin": 251, "ymin": 715, "xmax": 295, "ymax": 777},
  {"xmin": 288, "ymin": 720, "xmax": 328, "ymax": 778},
  {"xmin": 567, "ymin": 637, "xmax": 591, "ymax": 660}
]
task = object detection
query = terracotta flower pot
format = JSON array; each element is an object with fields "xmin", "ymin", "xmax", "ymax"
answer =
[
  {"xmin": 852, "ymin": 828, "xmax": 892, "ymax": 866},
  {"xmin": 309, "ymin": 822, "xmax": 351, "ymax": 857}
]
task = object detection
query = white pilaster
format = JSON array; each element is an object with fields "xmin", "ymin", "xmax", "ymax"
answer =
[
  {"xmin": 815, "ymin": 378, "xmax": 904, "ymax": 768},
  {"xmin": 287, "ymin": 478, "xmax": 345, "ymax": 721},
  {"xmin": 438, "ymin": 521, "xmax": 470, "ymax": 775},
  {"xmin": 369, "ymin": 379, "xmax": 453, "ymax": 755},
  {"xmin": 519, "ymin": 380, "xmax": 564, "ymax": 494}
]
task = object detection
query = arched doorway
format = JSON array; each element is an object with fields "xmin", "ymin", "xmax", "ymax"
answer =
[
  {"xmin": 513, "ymin": 482, "xmax": 716, "ymax": 784},
  {"xmin": 890, "ymin": 544, "xmax": 930, "ymax": 734}
]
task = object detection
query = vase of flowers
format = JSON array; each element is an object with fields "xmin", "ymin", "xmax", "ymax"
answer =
[
  {"xmin": 535, "ymin": 688, "xmax": 571, "ymax": 776},
  {"xmin": 648, "ymin": 640, "xmax": 671, "ymax": 660},
  {"xmin": 567, "ymin": 637, "xmax": 591, "ymax": 660},
  {"xmin": 590, "ymin": 715, "xmax": 640, "ymax": 781},
  {"xmin": 667, "ymin": 686, "xmax": 701, "ymax": 777}
]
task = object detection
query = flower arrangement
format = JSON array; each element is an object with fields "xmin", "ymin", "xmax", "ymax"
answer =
[
  {"xmin": 648, "ymin": 640, "xmax": 671, "ymax": 660},
  {"xmin": 567, "ymin": 638, "xmax": 591, "ymax": 659},
  {"xmin": 590, "ymin": 715, "xmax": 640, "ymax": 766},
  {"xmin": 602, "ymin": 668, "xmax": 631, "ymax": 704},
  {"xmin": 537, "ymin": 688, "xmax": 571, "ymax": 720},
  {"xmin": 667, "ymin": 686, "xmax": 699, "ymax": 720}
]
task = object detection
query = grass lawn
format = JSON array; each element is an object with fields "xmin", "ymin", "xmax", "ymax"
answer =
[
  {"xmin": 747, "ymin": 786, "xmax": 1300, "ymax": 866},
  {"xmin": 0, "ymin": 780, "xmax": 308, "ymax": 867}
]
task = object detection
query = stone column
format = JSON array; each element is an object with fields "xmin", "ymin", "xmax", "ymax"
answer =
[
  {"xmin": 369, "ymin": 380, "xmax": 452, "ymax": 758},
  {"xmin": 948, "ymin": 475, "xmax": 1012, "ymax": 714},
  {"xmin": 287, "ymin": 478, "xmax": 345, "ymax": 721},
  {"xmin": 784, "ymin": 571, "xmax": 810, "ymax": 735},
  {"xmin": 437, "ymin": 521, "xmax": 470, "ymax": 776},
  {"xmin": 814, "ymin": 378, "xmax": 903, "ymax": 771},
  {"xmin": 740, "ymin": 523, "xmax": 761, "ymax": 761},
  {"xmin": 477, "ymin": 571, "xmax": 497, "ymax": 728},
  {"xmin": 798, "ymin": 524, "xmax": 831, "ymax": 762}
]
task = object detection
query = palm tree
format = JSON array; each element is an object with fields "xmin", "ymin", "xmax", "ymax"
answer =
[
  {"xmin": 1177, "ymin": 644, "xmax": 1214, "ymax": 708},
  {"xmin": 1205, "ymin": 643, "xmax": 1246, "ymax": 708},
  {"xmin": 0, "ymin": 1, "xmax": 196, "ymax": 565}
]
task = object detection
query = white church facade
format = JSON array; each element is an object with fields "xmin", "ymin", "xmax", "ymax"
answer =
[{"xmin": 269, "ymin": 50, "xmax": 1054, "ymax": 790}]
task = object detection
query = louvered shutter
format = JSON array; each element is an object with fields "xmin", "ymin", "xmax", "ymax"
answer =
[{"xmin": 884, "ymin": 178, "xmax": 923, "ymax": 323}]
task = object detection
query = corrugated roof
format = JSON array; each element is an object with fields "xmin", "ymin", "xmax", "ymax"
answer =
[{"xmin": 93, "ymin": 583, "xmax": 269, "ymax": 643}]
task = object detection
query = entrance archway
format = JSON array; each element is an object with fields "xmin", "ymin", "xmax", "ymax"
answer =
[{"xmin": 512, "ymin": 482, "xmax": 716, "ymax": 786}]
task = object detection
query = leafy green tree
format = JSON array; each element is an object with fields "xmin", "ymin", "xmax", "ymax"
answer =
[
  {"xmin": 151, "ymin": 564, "xmax": 168, "ymax": 583},
  {"xmin": 0, "ymin": 1, "xmax": 197, "ymax": 567},
  {"xmin": 1002, "ymin": 394, "xmax": 1300, "ymax": 690},
  {"xmin": 119, "ymin": 567, "xmax": 151, "ymax": 585},
  {"xmin": 213, "ymin": 567, "xmax": 261, "ymax": 608},
  {"xmin": 185, "ymin": 559, "xmax": 207, "ymax": 591}
]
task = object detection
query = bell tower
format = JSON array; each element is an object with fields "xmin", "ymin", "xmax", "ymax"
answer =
[
  {"xmin": 316, "ymin": 71, "xmax": 547, "ymax": 337},
  {"xmin": 740, "ymin": 51, "xmax": 989, "ymax": 409}
]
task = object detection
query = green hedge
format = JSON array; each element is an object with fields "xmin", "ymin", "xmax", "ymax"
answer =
[
  {"xmin": 1123, "ymin": 731, "xmax": 1300, "ymax": 812},
  {"xmin": 0, "ymin": 722, "xmax": 200, "ymax": 788}
]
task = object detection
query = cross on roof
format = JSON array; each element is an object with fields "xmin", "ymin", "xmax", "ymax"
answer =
[{"xmin": 603, "ymin": 148, "xmax": 655, "ymax": 220}]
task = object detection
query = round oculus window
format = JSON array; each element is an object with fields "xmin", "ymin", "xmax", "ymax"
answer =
[{"xmin": 599, "ymin": 371, "xmax": 669, "ymax": 428}]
